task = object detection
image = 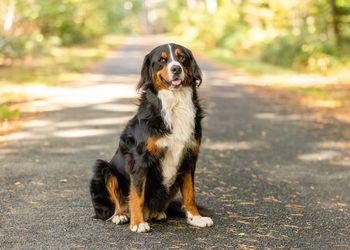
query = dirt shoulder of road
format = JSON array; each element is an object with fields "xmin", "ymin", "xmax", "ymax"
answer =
[{"xmin": 245, "ymin": 84, "xmax": 350, "ymax": 129}]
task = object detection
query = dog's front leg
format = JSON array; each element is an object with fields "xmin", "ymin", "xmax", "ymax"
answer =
[
  {"xmin": 128, "ymin": 175, "xmax": 150, "ymax": 233},
  {"xmin": 180, "ymin": 171, "xmax": 214, "ymax": 227}
]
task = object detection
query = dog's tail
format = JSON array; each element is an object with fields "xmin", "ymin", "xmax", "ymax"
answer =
[
  {"xmin": 165, "ymin": 199, "xmax": 212, "ymax": 218},
  {"xmin": 89, "ymin": 159, "xmax": 115, "ymax": 220}
]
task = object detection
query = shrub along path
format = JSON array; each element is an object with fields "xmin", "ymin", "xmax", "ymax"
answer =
[{"xmin": 1, "ymin": 36, "xmax": 350, "ymax": 249}]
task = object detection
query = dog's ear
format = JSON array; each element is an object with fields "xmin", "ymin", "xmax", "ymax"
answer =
[
  {"xmin": 137, "ymin": 53, "xmax": 152, "ymax": 90},
  {"xmin": 188, "ymin": 50, "xmax": 202, "ymax": 87}
]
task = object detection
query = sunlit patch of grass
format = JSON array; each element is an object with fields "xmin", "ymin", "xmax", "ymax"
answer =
[
  {"xmin": 0, "ymin": 35, "xmax": 123, "ymax": 86},
  {"xmin": 283, "ymin": 86, "xmax": 332, "ymax": 103},
  {"xmin": 0, "ymin": 92, "xmax": 29, "ymax": 104},
  {"xmin": 0, "ymin": 92, "xmax": 29, "ymax": 123},
  {"xmin": 278, "ymin": 86, "xmax": 343, "ymax": 109},
  {"xmin": 286, "ymin": 86, "xmax": 329, "ymax": 97},
  {"xmin": 0, "ymin": 105, "xmax": 20, "ymax": 121},
  {"xmin": 208, "ymin": 48, "xmax": 294, "ymax": 76},
  {"xmin": 207, "ymin": 47, "xmax": 350, "ymax": 83}
]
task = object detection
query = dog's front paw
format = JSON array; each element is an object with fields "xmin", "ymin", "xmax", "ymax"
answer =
[
  {"xmin": 130, "ymin": 222, "xmax": 150, "ymax": 233},
  {"xmin": 150, "ymin": 211, "xmax": 167, "ymax": 221},
  {"xmin": 187, "ymin": 216, "xmax": 214, "ymax": 227},
  {"xmin": 111, "ymin": 214, "xmax": 129, "ymax": 225}
]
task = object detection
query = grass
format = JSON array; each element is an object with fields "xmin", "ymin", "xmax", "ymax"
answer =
[
  {"xmin": 208, "ymin": 48, "xmax": 294, "ymax": 76},
  {"xmin": 0, "ymin": 105, "xmax": 20, "ymax": 121},
  {"xmin": 0, "ymin": 35, "xmax": 123, "ymax": 86},
  {"xmin": 282, "ymin": 86, "xmax": 340, "ymax": 107},
  {"xmin": 0, "ymin": 34, "xmax": 123, "ymax": 126}
]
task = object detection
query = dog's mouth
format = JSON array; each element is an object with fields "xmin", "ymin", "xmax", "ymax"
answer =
[
  {"xmin": 170, "ymin": 78, "xmax": 182, "ymax": 88},
  {"xmin": 160, "ymin": 75, "xmax": 182, "ymax": 89}
]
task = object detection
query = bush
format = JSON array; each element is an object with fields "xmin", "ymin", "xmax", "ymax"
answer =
[
  {"xmin": 260, "ymin": 35, "xmax": 303, "ymax": 67},
  {"xmin": 0, "ymin": 105, "xmax": 20, "ymax": 121},
  {"xmin": 0, "ymin": 32, "xmax": 45, "ymax": 60},
  {"xmin": 261, "ymin": 34, "xmax": 340, "ymax": 72},
  {"xmin": 0, "ymin": 0, "xmax": 131, "ymax": 61}
]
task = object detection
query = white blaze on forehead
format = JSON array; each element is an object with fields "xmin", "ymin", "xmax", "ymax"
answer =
[
  {"xmin": 167, "ymin": 44, "xmax": 184, "ymax": 81},
  {"xmin": 168, "ymin": 44, "xmax": 175, "ymax": 61}
]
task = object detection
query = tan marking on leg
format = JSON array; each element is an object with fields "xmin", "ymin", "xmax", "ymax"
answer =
[
  {"xmin": 180, "ymin": 171, "xmax": 200, "ymax": 216},
  {"xmin": 106, "ymin": 174, "xmax": 122, "ymax": 214},
  {"xmin": 129, "ymin": 178, "xmax": 146, "ymax": 227},
  {"xmin": 180, "ymin": 171, "xmax": 214, "ymax": 227}
]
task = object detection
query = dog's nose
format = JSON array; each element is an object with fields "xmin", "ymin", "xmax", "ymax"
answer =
[{"xmin": 170, "ymin": 65, "xmax": 182, "ymax": 74}]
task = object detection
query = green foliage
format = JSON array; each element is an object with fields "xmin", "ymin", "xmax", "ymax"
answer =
[
  {"xmin": 0, "ymin": 32, "xmax": 44, "ymax": 59},
  {"xmin": 261, "ymin": 34, "xmax": 340, "ymax": 72},
  {"xmin": 0, "ymin": 105, "xmax": 20, "ymax": 121},
  {"xmin": 0, "ymin": 0, "xmax": 139, "ymax": 61},
  {"xmin": 154, "ymin": 0, "xmax": 350, "ymax": 73},
  {"xmin": 35, "ymin": 0, "xmax": 110, "ymax": 44},
  {"xmin": 261, "ymin": 35, "xmax": 302, "ymax": 67}
]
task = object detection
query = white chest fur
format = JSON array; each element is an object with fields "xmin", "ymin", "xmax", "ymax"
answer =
[{"xmin": 157, "ymin": 87, "xmax": 196, "ymax": 188}]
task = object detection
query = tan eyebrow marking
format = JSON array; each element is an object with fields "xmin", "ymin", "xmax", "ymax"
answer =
[
  {"xmin": 161, "ymin": 51, "xmax": 168, "ymax": 59},
  {"xmin": 175, "ymin": 48, "xmax": 182, "ymax": 57}
]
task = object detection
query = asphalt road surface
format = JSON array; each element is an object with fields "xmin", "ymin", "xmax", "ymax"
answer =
[{"xmin": 1, "ymin": 36, "xmax": 350, "ymax": 249}]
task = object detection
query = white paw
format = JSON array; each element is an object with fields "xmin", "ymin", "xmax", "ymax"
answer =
[
  {"xmin": 187, "ymin": 216, "xmax": 214, "ymax": 227},
  {"xmin": 130, "ymin": 222, "xmax": 151, "ymax": 233},
  {"xmin": 111, "ymin": 214, "xmax": 129, "ymax": 225},
  {"xmin": 150, "ymin": 211, "xmax": 167, "ymax": 221}
]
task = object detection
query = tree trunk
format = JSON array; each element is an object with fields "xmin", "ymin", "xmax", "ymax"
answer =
[
  {"xmin": 329, "ymin": 0, "xmax": 340, "ymax": 47},
  {"xmin": 4, "ymin": 0, "xmax": 15, "ymax": 31}
]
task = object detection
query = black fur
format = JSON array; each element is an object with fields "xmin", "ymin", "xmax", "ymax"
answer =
[
  {"xmin": 90, "ymin": 43, "xmax": 205, "ymax": 221},
  {"xmin": 90, "ymin": 160, "xmax": 114, "ymax": 219}
]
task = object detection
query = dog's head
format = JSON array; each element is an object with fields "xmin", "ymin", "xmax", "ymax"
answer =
[{"xmin": 137, "ymin": 43, "xmax": 202, "ymax": 91}]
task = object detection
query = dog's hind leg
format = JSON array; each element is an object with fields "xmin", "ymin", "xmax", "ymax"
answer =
[
  {"xmin": 90, "ymin": 160, "xmax": 115, "ymax": 220},
  {"xmin": 149, "ymin": 211, "xmax": 167, "ymax": 221},
  {"xmin": 106, "ymin": 174, "xmax": 129, "ymax": 225},
  {"xmin": 90, "ymin": 159, "xmax": 128, "ymax": 223}
]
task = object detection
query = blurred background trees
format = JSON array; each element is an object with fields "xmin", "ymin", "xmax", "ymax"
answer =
[
  {"xmin": 151, "ymin": 0, "xmax": 350, "ymax": 72},
  {"xmin": 1, "ymin": 0, "xmax": 350, "ymax": 72},
  {"xmin": 0, "ymin": 0, "xmax": 141, "ymax": 61}
]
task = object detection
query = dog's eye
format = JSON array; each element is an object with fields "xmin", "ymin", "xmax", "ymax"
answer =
[
  {"xmin": 159, "ymin": 58, "xmax": 167, "ymax": 64},
  {"xmin": 178, "ymin": 55, "xmax": 185, "ymax": 62}
]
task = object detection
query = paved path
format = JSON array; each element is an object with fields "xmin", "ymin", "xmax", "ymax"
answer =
[{"xmin": 1, "ymin": 36, "xmax": 350, "ymax": 249}]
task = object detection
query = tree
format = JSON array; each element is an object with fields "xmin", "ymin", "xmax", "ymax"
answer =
[{"xmin": 330, "ymin": 0, "xmax": 340, "ymax": 46}]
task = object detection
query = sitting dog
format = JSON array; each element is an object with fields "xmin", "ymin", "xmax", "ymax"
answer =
[{"xmin": 90, "ymin": 43, "xmax": 213, "ymax": 233}]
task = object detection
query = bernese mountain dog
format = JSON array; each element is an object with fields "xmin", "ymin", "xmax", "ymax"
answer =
[{"xmin": 90, "ymin": 43, "xmax": 214, "ymax": 233}]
